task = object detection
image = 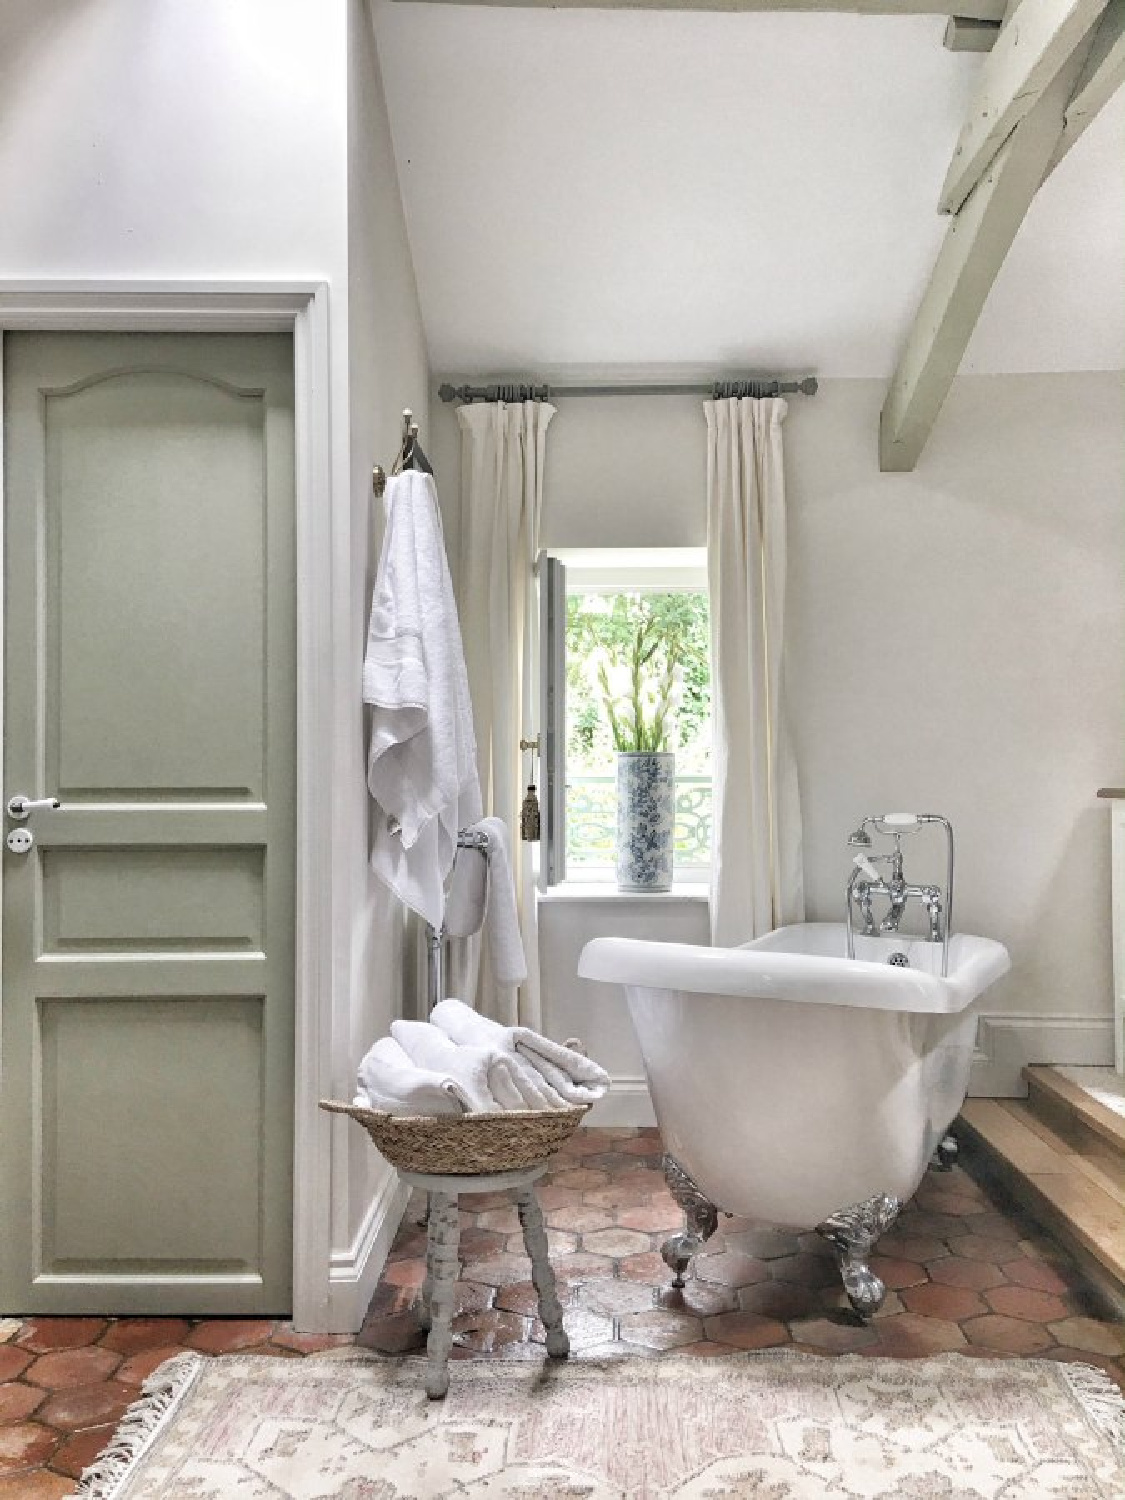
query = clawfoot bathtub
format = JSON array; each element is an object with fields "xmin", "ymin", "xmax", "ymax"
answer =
[{"xmin": 578, "ymin": 921, "xmax": 1010, "ymax": 1318}]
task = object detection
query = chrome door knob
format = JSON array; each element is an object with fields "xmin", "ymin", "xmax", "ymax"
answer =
[{"xmin": 6, "ymin": 794, "xmax": 61, "ymax": 821}]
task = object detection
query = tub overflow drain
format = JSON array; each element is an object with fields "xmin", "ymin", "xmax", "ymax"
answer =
[{"xmin": 888, "ymin": 951, "xmax": 910, "ymax": 967}]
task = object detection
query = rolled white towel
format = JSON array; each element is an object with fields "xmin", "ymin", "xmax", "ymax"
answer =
[
  {"xmin": 390, "ymin": 1019, "xmax": 499, "ymax": 1114},
  {"xmin": 394, "ymin": 1018, "xmax": 565, "ymax": 1111},
  {"xmin": 355, "ymin": 1035, "xmax": 465, "ymax": 1117},
  {"xmin": 430, "ymin": 998, "xmax": 610, "ymax": 1105}
]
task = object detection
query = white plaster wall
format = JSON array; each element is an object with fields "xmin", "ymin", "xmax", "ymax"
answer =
[
  {"xmin": 0, "ymin": 0, "xmax": 348, "ymax": 282},
  {"xmin": 538, "ymin": 895, "xmax": 710, "ymax": 1124},
  {"xmin": 432, "ymin": 372, "xmax": 1124, "ymax": 1098},
  {"xmin": 786, "ymin": 375, "xmax": 1124, "ymax": 1034},
  {"xmin": 344, "ymin": 0, "xmax": 430, "ymax": 1272}
]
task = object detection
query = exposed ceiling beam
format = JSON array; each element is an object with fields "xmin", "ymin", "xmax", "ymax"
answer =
[
  {"xmin": 943, "ymin": 15, "xmax": 1003, "ymax": 45},
  {"xmin": 879, "ymin": 38, "xmax": 1093, "ymax": 472},
  {"xmin": 396, "ymin": 0, "xmax": 1010, "ymax": 21},
  {"xmin": 1043, "ymin": 0, "xmax": 1125, "ymax": 173},
  {"xmin": 937, "ymin": 0, "xmax": 1109, "ymax": 214}
]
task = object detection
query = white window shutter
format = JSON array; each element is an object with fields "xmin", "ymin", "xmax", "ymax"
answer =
[{"xmin": 540, "ymin": 554, "xmax": 567, "ymax": 887}]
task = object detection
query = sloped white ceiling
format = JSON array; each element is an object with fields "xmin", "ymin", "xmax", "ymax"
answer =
[{"xmin": 374, "ymin": 2, "xmax": 1124, "ymax": 378}]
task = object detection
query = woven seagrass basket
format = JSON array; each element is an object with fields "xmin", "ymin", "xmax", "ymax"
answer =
[{"xmin": 318, "ymin": 1100, "xmax": 589, "ymax": 1174}]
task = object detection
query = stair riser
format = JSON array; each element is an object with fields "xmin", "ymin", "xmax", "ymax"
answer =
[
  {"xmin": 1023, "ymin": 1090, "xmax": 1125, "ymax": 1194},
  {"xmin": 958, "ymin": 1120, "xmax": 1125, "ymax": 1320},
  {"xmin": 1023, "ymin": 1067, "xmax": 1125, "ymax": 1157}
]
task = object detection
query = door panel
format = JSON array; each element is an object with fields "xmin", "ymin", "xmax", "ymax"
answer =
[
  {"xmin": 39, "ymin": 997, "xmax": 265, "ymax": 1274},
  {"xmin": 1, "ymin": 332, "xmax": 295, "ymax": 1315},
  {"xmin": 41, "ymin": 848, "xmax": 265, "ymax": 954},
  {"xmin": 47, "ymin": 371, "xmax": 267, "ymax": 799}
]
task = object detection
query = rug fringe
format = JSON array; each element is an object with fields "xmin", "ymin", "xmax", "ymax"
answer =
[
  {"xmin": 1057, "ymin": 1360, "xmax": 1125, "ymax": 1450},
  {"xmin": 72, "ymin": 1351, "xmax": 206, "ymax": 1499}
]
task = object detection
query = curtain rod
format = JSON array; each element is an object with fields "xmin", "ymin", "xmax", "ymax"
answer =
[{"xmin": 438, "ymin": 377, "xmax": 818, "ymax": 403}]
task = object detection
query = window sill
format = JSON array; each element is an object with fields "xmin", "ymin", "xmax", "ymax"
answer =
[{"xmin": 538, "ymin": 882, "xmax": 709, "ymax": 904}]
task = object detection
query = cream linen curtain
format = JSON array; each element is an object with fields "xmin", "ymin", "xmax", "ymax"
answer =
[
  {"xmin": 705, "ymin": 397, "xmax": 803, "ymax": 946},
  {"xmin": 455, "ymin": 400, "xmax": 555, "ymax": 1025}
]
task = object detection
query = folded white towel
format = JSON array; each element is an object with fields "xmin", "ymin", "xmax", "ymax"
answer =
[
  {"xmin": 354, "ymin": 1035, "xmax": 466, "ymax": 1117},
  {"xmin": 389, "ymin": 1019, "xmax": 499, "ymax": 1114},
  {"xmin": 444, "ymin": 840, "xmax": 488, "ymax": 939},
  {"xmin": 488, "ymin": 1052, "xmax": 569, "ymax": 1111},
  {"xmin": 447, "ymin": 817, "xmax": 526, "ymax": 985},
  {"xmin": 364, "ymin": 472, "xmax": 482, "ymax": 931},
  {"xmin": 514, "ymin": 1031, "xmax": 612, "ymax": 1105},
  {"xmin": 430, "ymin": 998, "xmax": 611, "ymax": 1106}
]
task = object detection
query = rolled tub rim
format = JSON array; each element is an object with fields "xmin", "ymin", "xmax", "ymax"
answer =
[{"xmin": 577, "ymin": 927, "xmax": 1010, "ymax": 1014}]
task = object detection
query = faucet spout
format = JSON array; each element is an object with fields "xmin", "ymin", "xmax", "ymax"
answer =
[{"xmin": 878, "ymin": 844, "xmax": 907, "ymax": 931}]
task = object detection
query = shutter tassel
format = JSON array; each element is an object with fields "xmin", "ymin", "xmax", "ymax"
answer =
[
  {"xmin": 521, "ymin": 783, "xmax": 541, "ymax": 842},
  {"xmin": 519, "ymin": 735, "xmax": 542, "ymax": 842}
]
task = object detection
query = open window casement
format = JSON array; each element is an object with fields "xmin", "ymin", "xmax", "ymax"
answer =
[{"xmin": 539, "ymin": 548, "xmax": 711, "ymax": 889}]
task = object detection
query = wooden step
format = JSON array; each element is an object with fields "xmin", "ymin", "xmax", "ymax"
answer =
[
  {"xmin": 1023, "ymin": 1065, "xmax": 1125, "ymax": 1156},
  {"xmin": 1003, "ymin": 1100, "xmax": 1125, "ymax": 1210},
  {"xmin": 958, "ymin": 1098, "xmax": 1125, "ymax": 1311}
]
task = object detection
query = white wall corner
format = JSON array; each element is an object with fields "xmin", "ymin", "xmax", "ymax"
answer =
[
  {"xmin": 969, "ymin": 1011, "xmax": 1116, "ymax": 1097},
  {"xmin": 326, "ymin": 1158, "xmax": 410, "ymax": 1334}
]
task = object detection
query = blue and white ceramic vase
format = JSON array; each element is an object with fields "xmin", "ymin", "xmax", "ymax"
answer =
[{"xmin": 616, "ymin": 751, "xmax": 675, "ymax": 891}]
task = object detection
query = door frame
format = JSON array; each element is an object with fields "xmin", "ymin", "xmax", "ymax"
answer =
[{"xmin": 0, "ymin": 281, "xmax": 336, "ymax": 1330}]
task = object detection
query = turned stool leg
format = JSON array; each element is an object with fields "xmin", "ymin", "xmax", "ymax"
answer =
[
  {"xmin": 418, "ymin": 1258, "xmax": 433, "ymax": 1332},
  {"xmin": 517, "ymin": 1187, "xmax": 569, "ymax": 1358},
  {"xmin": 424, "ymin": 1191, "xmax": 460, "ymax": 1399}
]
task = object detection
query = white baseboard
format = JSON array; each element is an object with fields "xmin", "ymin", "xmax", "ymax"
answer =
[
  {"xmin": 587, "ymin": 1076, "xmax": 655, "ymax": 1127},
  {"xmin": 326, "ymin": 1162, "xmax": 409, "ymax": 1334},
  {"xmin": 968, "ymin": 1012, "xmax": 1115, "ymax": 1097}
]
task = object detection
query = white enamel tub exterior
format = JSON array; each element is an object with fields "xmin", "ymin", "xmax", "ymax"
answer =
[{"xmin": 578, "ymin": 921, "xmax": 1010, "ymax": 1230}]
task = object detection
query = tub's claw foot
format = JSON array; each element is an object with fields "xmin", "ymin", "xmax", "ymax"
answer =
[
  {"xmin": 661, "ymin": 1156, "xmax": 719, "ymax": 1290},
  {"xmin": 815, "ymin": 1192, "xmax": 901, "ymax": 1323},
  {"xmin": 660, "ymin": 1232, "xmax": 698, "ymax": 1291},
  {"xmin": 930, "ymin": 1133, "xmax": 958, "ymax": 1172}
]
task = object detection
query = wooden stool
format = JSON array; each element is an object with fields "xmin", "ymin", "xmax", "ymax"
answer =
[{"xmin": 399, "ymin": 1162, "xmax": 570, "ymax": 1399}]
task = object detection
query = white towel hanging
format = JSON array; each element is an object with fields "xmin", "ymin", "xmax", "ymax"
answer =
[{"xmin": 364, "ymin": 471, "xmax": 482, "ymax": 930}]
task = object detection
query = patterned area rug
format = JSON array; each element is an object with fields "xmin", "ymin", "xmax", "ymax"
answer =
[{"xmin": 75, "ymin": 1349, "xmax": 1125, "ymax": 1499}]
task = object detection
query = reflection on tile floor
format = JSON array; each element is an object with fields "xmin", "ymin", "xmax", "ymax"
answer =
[{"xmin": 1, "ymin": 1127, "xmax": 1123, "ymax": 1495}]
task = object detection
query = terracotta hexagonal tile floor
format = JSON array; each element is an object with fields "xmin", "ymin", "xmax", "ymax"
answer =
[{"xmin": 2, "ymin": 1125, "xmax": 1124, "ymax": 1493}]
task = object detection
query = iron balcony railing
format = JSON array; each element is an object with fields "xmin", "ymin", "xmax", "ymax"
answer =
[{"xmin": 566, "ymin": 773, "xmax": 712, "ymax": 868}]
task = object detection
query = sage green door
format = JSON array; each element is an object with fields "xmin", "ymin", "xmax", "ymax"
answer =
[{"xmin": 0, "ymin": 332, "xmax": 296, "ymax": 1315}]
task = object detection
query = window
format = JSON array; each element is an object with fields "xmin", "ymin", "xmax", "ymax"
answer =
[{"xmin": 540, "ymin": 550, "xmax": 712, "ymax": 885}]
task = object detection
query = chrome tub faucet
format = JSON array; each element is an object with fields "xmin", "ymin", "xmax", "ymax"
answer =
[{"xmin": 845, "ymin": 814, "xmax": 955, "ymax": 976}]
